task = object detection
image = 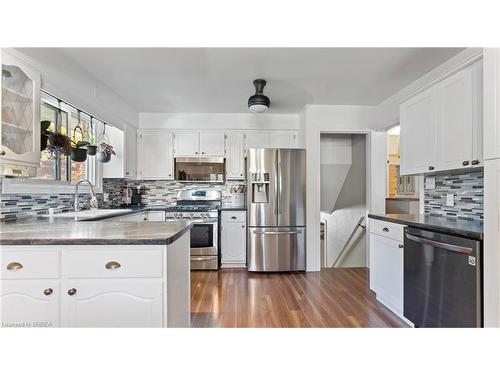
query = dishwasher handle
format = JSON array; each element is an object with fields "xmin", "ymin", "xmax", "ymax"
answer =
[{"xmin": 405, "ymin": 233, "xmax": 473, "ymax": 254}]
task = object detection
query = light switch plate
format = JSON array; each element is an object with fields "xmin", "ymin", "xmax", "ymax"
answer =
[
  {"xmin": 425, "ymin": 177, "xmax": 435, "ymax": 189},
  {"xmin": 446, "ymin": 194, "xmax": 454, "ymax": 207}
]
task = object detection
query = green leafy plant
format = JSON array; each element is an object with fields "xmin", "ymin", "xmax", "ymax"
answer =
[
  {"xmin": 71, "ymin": 139, "xmax": 90, "ymax": 150},
  {"xmin": 47, "ymin": 132, "xmax": 71, "ymax": 156},
  {"xmin": 98, "ymin": 142, "xmax": 116, "ymax": 155}
]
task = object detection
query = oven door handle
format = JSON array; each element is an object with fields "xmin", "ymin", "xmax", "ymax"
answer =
[
  {"xmin": 191, "ymin": 256, "xmax": 218, "ymax": 261},
  {"xmin": 405, "ymin": 233, "xmax": 473, "ymax": 254}
]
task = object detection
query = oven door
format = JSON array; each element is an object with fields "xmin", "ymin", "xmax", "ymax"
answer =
[{"xmin": 190, "ymin": 219, "xmax": 218, "ymax": 256}]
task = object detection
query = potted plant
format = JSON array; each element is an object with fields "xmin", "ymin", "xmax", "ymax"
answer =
[
  {"xmin": 70, "ymin": 139, "xmax": 89, "ymax": 162},
  {"xmin": 46, "ymin": 132, "xmax": 71, "ymax": 158},
  {"xmin": 85, "ymin": 126, "xmax": 97, "ymax": 156},
  {"xmin": 40, "ymin": 120, "xmax": 52, "ymax": 151},
  {"xmin": 97, "ymin": 142, "xmax": 115, "ymax": 163}
]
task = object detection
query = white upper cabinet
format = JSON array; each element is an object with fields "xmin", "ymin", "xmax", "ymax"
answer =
[
  {"xmin": 173, "ymin": 131, "xmax": 199, "ymax": 156},
  {"xmin": 174, "ymin": 131, "xmax": 225, "ymax": 157},
  {"xmin": 400, "ymin": 87, "xmax": 438, "ymax": 175},
  {"xmin": 138, "ymin": 130, "xmax": 174, "ymax": 179},
  {"xmin": 400, "ymin": 60, "xmax": 483, "ymax": 175},
  {"xmin": 125, "ymin": 125, "xmax": 137, "ymax": 178},
  {"xmin": 483, "ymin": 48, "xmax": 500, "ymax": 160},
  {"xmin": 225, "ymin": 131, "xmax": 245, "ymax": 180},
  {"xmin": 437, "ymin": 67, "xmax": 475, "ymax": 170},
  {"xmin": 268, "ymin": 130, "xmax": 298, "ymax": 148},
  {"xmin": 200, "ymin": 131, "xmax": 225, "ymax": 156},
  {"xmin": 245, "ymin": 130, "xmax": 269, "ymax": 150},
  {"xmin": 1, "ymin": 50, "xmax": 41, "ymax": 167}
]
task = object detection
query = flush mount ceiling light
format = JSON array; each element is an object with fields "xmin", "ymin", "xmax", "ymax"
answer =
[{"xmin": 248, "ymin": 79, "xmax": 270, "ymax": 113}]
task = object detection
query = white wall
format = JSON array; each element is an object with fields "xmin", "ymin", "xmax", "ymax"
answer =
[
  {"xmin": 6, "ymin": 48, "xmax": 138, "ymax": 130},
  {"xmin": 139, "ymin": 112, "xmax": 299, "ymax": 130}
]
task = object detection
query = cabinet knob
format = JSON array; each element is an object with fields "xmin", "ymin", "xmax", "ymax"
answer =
[
  {"xmin": 471, "ymin": 159, "xmax": 480, "ymax": 166},
  {"xmin": 0, "ymin": 150, "xmax": 5, "ymax": 156},
  {"xmin": 105, "ymin": 261, "xmax": 121, "ymax": 269},
  {"xmin": 67, "ymin": 288, "xmax": 77, "ymax": 296},
  {"xmin": 195, "ymin": 152, "xmax": 198, "ymax": 155},
  {"xmin": 126, "ymin": 172, "xmax": 129, "ymax": 175},
  {"xmin": 398, "ymin": 244, "xmax": 404, "ymax": 249},
  {"xmin": 242, "ymin": 225, "xmax": 245, "ymax": 228},
  {"xmin": 428, "ymin": 166, "xmax": 435, "ymax": 171},
  {"xmin": 462, "ymin": 160, "xmax": 470, "ymax": 166},
  {"xmin": 382, "ymin": 227, "xmax": 389, "ymax": 232},
  {"xmin": 44, "ymin": 288, "xmax": 53, "ymax": 296},
  {"xmin": 231, "ymin": 216, "xmax": 237, "ymax": 219},
  {"xmin": 6, "ymin": 262, "xmax": 23, "ymax": 270},
  {"xmin": 202, "ymin": 152, "xmax": 205, "ymax": 154}
]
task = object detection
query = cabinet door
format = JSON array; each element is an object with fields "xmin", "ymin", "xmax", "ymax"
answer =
[
  {"xmin": 400, "ymin": 88, "xmax": 438, "ymax": 175},
  {"xmin": 483, "ymin": 49, "xmax": 500, "ymax": 160},
  {"xmin": 245, "ymin": 130, "xmax": 269, "ymax": 151},
  {"xmin": 221, "ymin": 221, "xmax": 246, "ymax": 264},
  {"xmin": 225, "ymin": 131, "xmax": 245, "ymax": 180},
  {"xmin": 1, "ymin": 51, "xmax": 41, "ymax": 166},
  {"xmin": 61, "ymin": 279, "xmax": 164, "ymax": 328},
  {"xmin": 125, "ymin": 125, "xmax": 137, "ymax": 178},
  {"xmin": 199, "ymin": 131, "xmax": 225, "ymax": 156},
  {"xmin": 139, "ymin": 130, "xmax": 174, "ymax": 179},
  {"xmin": 268, "ymin": 130, "xmax": 298, "ymax": 148},
  {"xmin": 369, "ymin": 234, "xmax": 403, "ymax": 316},
  {"xmin": 174, "ymin": 131, "xmax": 199, "ymax": 156},
  {"xmin": 1, "ymin": 280, "xmax": 60, "ymax": 327},
  {"xmin": 437, "ymin": 67, "xmax": 474, "ymax": 171},
  {"xmin": 471, "ymin": 60, "xmax": 483, "ymax": 167}
]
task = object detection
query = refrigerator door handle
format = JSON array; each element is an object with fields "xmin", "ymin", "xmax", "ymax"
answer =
[{"xmin": 277, "ymin": 150, "xmax": 283, "ymax": 215}]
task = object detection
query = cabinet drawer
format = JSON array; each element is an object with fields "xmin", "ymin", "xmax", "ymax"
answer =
[
  {"xmin": 221, "ymin": 211, "xmax": 246, "ymax": 223},
  {"xmin": 370, "ymin": 219, "xmax": 405, "ymax": 242},
  {"xmin": 62, "ymin": 249, "xmax": 163, "ymax": 278},
  {"xmin": 1, "ymin": 250, "xmax": 59, "ymax": 279}
]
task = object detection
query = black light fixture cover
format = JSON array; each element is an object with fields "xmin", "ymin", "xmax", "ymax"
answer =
[{"xmin": 248, "ymin": 79, "xmax": 270, "ymax": 112}]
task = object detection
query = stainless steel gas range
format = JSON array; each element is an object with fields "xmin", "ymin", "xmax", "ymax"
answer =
[{"xmin": 165, "ymin": 189, "xmax": 221, "ymax": 270}]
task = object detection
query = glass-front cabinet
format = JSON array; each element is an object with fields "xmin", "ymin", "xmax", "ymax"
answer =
[{"xmin": 1, "ymin": 50, "xmax": 41, "ymax": 168}]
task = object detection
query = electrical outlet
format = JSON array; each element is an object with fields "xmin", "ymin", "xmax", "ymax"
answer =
[
  {"xmin": 446, "ymin": 194, "xmax": 454, "ymax": 207},
  {"xmin": 425, "ymin": 177, "xmax": 435, "ymax": 189}
]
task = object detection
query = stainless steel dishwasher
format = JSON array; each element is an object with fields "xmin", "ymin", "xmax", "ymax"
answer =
[{"xmin": 404, "ymin": 227, "xmax": 482, "ymax": 327}]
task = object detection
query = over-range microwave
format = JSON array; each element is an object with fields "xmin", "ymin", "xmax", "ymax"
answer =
[{"xmin": 174, "ymin": 157, "xmax": 225, "ymax": 183}]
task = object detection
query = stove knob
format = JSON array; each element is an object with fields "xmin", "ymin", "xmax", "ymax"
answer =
[{"xmin": 189, "ymin": 213, "xmax": 194, "ymax": 218}]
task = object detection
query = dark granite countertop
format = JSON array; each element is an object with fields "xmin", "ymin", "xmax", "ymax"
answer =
[
  {"xmin": 385, "ymin": 197, "xmax": 420, "ymax": 201},
  {"xmin": 368, "ymin": 213, "xmax": 483, "ymax": 240},
  {"xmin": 0, "ymin": 219, "xmax": 193, "ymax": 245}
]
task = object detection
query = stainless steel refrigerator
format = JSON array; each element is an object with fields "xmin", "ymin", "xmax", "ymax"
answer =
[{"xmin": 247, "ymin": 148, "xmax": 306, "ymax": 272}]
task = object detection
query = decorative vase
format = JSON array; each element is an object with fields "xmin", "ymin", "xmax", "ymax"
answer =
[{"xmin": 70, "ymin": 148, "xmax": 88, "ymax": 162}]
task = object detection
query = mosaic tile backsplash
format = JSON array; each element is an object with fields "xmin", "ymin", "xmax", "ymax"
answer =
[
  {"xmin": 424, "ymin": 169, "xmax": 484, "ymax": 221},
  {"xmin": 0, "ymin": 178, "xmax": 246, "ymax": 220}
]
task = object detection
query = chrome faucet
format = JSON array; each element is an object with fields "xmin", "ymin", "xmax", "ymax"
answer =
[{"xmin": 74, "ymin": 179, "xmax": 97, "ymax": 211}]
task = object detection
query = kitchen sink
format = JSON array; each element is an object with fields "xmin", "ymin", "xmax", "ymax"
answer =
[{"xmin": 43, "ymin": 209, "xmax": 132, "ymax": 221}]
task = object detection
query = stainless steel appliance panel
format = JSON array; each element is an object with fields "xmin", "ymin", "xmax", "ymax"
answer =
[
  {"xmin": 247, "ymin": 148, "xmax": 279, "ymax": 227},
  {"xmin": 190, "ymin": 255, "xmax": 218, "ymax": 270},
  {"xmin": 404, "ymin": 227, "xmax": 482, "ymax": 327},
  {"xmin": 248, "ymin": 227, "xmax": 306, "ymax": 271},
  {"xmin": 277, "ymin": 149, "xmax": 306, "ymax": 226}
]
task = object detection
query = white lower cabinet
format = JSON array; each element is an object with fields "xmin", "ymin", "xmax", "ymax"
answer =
[
  {"xmin": 1, "ymin": 241, "xmax": 191, "ymax": 328},
  {"xmin": 61, "ymin": 279, "xmax": 163, "ymax": 328},
  {"xmin": 221, "ymin": 211, "xmax": 246, "ymax": 267},
  {"xmin": 1, "ymin": 280, "xmax": 60, "ymax": 327},
  {"xmin": 369, "ymin": 219, "xmax": 405, "ymax": 319}
]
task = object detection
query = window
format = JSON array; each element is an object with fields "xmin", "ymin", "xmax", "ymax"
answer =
[{"xmin": 34, "ymin": 91, "xmax": 106, "ymax": 187}]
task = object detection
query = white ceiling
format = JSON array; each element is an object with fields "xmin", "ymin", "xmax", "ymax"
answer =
[{"xmin": 58, "ymin": 48, "xmax": 463, "ymax": 114}]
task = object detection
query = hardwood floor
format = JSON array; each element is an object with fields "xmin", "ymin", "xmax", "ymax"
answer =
[{"xmin": 190, "ymin": 267, "xmax": 407, "ymax": 328}]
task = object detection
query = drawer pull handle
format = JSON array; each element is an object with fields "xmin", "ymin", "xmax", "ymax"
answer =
[
  {"xmin": 6, "ymin": 262, "xmax": 23, "ymax": 270},
  {"xmin": 67, "ymin": 288, "xmax": 77, "ymax": 296},
  {"xmin": 231, "ymin": 216, "xmax": 237, "ymax": 219},
  {"xmin": 44, "ymin": 288, "xmax": 53, "ymax": 296},
  {"xmin": 382, "ymin": 227, "xmax": 390, "ymax": 232},
  {"xmin": 471, "ymin": 159, "xmax": 480, "ymax": 166},
  {"xmin": 105, "ymin": 261, "xmax": 121, "ymax": 270},
  {"xmin": 462, "ymin": 160, "xmax": 470, "ymax": 166}
]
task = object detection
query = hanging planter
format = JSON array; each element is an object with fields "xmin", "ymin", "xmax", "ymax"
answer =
[
  {"xmin": 70, "ymin": 123, "xmax": 89, "ymax": 162},
  {"xmin": 96, "ymin": 123, "xmax": 115, "ymax": 163},
  {"xmin": 86, "ymin": 117, "xmax": 97, "ymax": 155},
  {"xmin": 47, "ymin": 132, "xmax": 71, "ymax": 158}
]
